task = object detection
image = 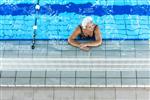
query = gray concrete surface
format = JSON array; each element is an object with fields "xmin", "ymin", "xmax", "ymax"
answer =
[{"xmin": 0, "ymin": 87, "xmax": 150, "ymax": 100}]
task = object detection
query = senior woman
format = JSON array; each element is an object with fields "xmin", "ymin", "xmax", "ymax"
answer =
[{"xmin": 68, "ymin": 16, "xmax": 102, "ymax": 51}]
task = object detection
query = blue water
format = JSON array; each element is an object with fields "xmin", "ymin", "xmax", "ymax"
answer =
[{"xmin": 0, "ymin": 0, "xmax": 150, "ymax": 40}]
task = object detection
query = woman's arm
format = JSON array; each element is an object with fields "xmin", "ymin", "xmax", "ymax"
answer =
[
  {"xmin": 68, "ymin": 26, "xmax": 81, "ymax": 47},
  {"xmin": 82, "ymin": 26, "xmax": 102, "ymax": 47}
]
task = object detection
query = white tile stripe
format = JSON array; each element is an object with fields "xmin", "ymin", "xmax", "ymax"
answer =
[
  {"xmin": 1, "ymin": 58, "xmax": 150, "ymax": 60},
  {"xmin": 1, "ymin": 66, "xmax": 150, "ymax": 70},
  {"xmin": 0, "ymin": 85, "xmax": 150, "ymax": 88}
]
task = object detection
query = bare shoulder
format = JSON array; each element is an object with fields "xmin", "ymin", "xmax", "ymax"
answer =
[
  {"xmin": 75, "ymin": 25, "xmax": 81, "ymax": 32},
  {"xmin": 95, "ymin": 25, "xmax": 100, "ymax": 30},
  {"xmin": 69, "ymin": 26, "xmax": 81, "ymax": 39},
  {"xmin": 94, "ymin": 25, "xmax": 101, "ymax": 33}
]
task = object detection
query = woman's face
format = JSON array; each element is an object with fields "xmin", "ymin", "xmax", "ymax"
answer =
[
  {"xmin": 83, "ymin": 22, "xmax": 95, "ymax": 35},
  {"xmin": 86, "ymin": 22, "xmax": 94, "ymax": 31}
]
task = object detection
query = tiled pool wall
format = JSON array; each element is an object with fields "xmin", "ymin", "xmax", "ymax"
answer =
[
  {"xmin": 0, "ymin": 40, "xmax": 150, "ymax": 58},
  {"xmin": 0, "ymin": 0, "xmax": 150, "ymax": 40}
]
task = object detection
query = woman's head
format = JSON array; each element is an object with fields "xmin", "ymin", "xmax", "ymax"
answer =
[{"xmin": 81, "ymin": 16, "xmax": 94, "ymax": 31}]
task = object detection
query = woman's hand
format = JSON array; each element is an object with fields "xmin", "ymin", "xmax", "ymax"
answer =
[
  {"xmin": 79, "ymin": 43, "xmax": 88, "ymax": 48},
  {"xmin": 79, "ymin": 43, "xmax": 90, "ymax": 51},
  {"xmin": 80, "ymin": 46, "xmax": 90, "ymax": 51}
]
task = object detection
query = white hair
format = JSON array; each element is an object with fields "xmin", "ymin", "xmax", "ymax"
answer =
[{"xmin": 81, "ymin": 16, "xmax": 93, "ymax": 29}]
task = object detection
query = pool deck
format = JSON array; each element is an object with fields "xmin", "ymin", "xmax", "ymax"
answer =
[{"xmin": 1, "ymin": 87, "xmax": 150, "ymax": 100}]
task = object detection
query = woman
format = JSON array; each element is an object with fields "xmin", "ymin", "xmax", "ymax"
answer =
[{"xmin": 68, "ymin": 16, "xmax": 102, "ymax": 51}]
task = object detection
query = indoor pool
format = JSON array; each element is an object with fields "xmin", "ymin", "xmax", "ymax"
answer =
[{"xmin": 0, "ymin": 1, "xmax": 150, "ymax": 100}]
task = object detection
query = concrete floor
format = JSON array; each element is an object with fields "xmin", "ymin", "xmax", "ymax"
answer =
[{"xmin": 1, "ymin": 87, "xmax": 150, "ymax": 100}]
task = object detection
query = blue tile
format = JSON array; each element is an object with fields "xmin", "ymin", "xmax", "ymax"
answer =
[
  {"xmin": 140, "ymin": 25, "xmax": 149, "ymax": 30},
  {"xmin": 138, "ymin": 1, "xmax": 149, "ymax": 5},
  {"xmin": 139, "ymin": 34, "xmax": 150, "ymax": 40},
  {"xmin": 114, "ymin": 15, "xmax": 124, "ymax": 20},
  {"xmin": 3, "ymin": 25, "xmax": 11, "ymax": 29},
  {"xmin": 117, "ymin": 25, "xmax": 125, "ymax": 30},
  {"xmin": 114, "ymin": 1, "xmax": 125, "ymax": 5},
  {"xmin": 115, "ymin": 20, "xmax": 125, "ymax": 25}
]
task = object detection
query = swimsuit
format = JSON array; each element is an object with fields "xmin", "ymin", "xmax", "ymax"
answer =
[{"xmin": 78, "ymin": 25, "xmax": 97, "ymax": 40}]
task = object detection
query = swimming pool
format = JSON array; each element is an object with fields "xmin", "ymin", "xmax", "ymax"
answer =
[{"xmin": 0, "ymin": 0, "xmax": 150, "ymax": 40}]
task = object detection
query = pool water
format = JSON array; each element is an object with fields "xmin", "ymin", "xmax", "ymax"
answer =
[{"xmin": 0, "ymin": 0, "xmax": 150, "ymax": 40}]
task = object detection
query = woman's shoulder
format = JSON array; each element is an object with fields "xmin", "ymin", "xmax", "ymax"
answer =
[
  {"xmin": 94, "ymin": 24, "xmax": 100, "ymax": 29},
  {"xmin": 94, "ymin": 24, "xmax": 98, "ymax": 27},
  {"xmin": 73, "ymin": 25, "xmax": 82, "ymax": 33}
]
